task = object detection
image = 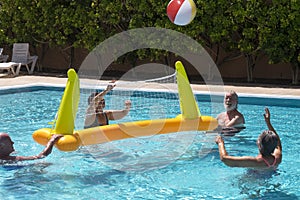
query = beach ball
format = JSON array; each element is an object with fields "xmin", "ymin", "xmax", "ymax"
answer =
[{"xmin": 167, "ymin": 0, "xmax": 197, "ymax": 26}]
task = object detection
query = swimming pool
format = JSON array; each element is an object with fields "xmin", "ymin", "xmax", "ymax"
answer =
[{"xmin": 0, "ymin": 86, "xmax": 299, "ymax": 199}]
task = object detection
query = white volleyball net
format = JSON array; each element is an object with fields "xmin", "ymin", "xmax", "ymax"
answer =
[{"xmin": 75, "ymin": 64, "xmax": 180, "ymax": 129}]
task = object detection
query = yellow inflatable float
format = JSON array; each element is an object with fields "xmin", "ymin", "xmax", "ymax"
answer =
[{"xmin": 32, "ymin": 61, "xmax": 218, "ymax": 151}]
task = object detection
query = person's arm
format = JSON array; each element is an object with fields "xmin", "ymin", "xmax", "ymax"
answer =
[
  {"xmin": 215, "ymin": 136, "xmax": 259, "ymax": 167},
  {"xmin": 107, "ymin": 100, "xmax": 131, "ymax": 120},
  {"xmin": 264, "ymin": 107, "xmax": 282, "ymax": 154},
  {"xmin": 92, "ymin": 81, "xmax": 116, "ymax": 105},
  {"xmin": 225, "ymin": 116, "xmax": 239, "ymax": 127},
  {"xmin": 216, "ymin": 112, "xmax": 225, "ymax": 127},
  {"xmin": 15, "ymin": 134, "xmax": 63, "ymax": 161},
  {"xmin": 225, "ymin": 112, "xmax": 245, "ymax": 127},
  {"xmin": 85, "ymin": 81, "xmax": 116, "ymax": 125}
]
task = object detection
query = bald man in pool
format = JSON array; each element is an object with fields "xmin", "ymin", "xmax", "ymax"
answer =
[{"xmin": 0, "ymin": 133, "xmax": 62, "ymax": 162}]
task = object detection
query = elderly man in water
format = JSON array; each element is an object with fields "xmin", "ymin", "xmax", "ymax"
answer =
[{"xmin": 215, "ymin": 91, "xmax": 245, "ymax": 134}]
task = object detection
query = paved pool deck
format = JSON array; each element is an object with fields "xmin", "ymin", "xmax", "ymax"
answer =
[{"xmin": 0, "ymin": 75, "xmax": 299, "ymax": 98}]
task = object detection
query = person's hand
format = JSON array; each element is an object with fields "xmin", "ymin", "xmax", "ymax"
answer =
[
  {"xmin": 40, "ymin": 134, "xmax": 64, "ymax": 158},
  {"xmin": 215, "ymin": 135, "xmax": 224, "ymax": 144},
  {"xmin": 49, "ymin": 134, "xmax": 64, "ymax": 143},
  {"xmin": 106, "ymin": 83, "xmax": 116, "ymax": 91},
  {"xmin": 125, "ymin": 100, "xmax": 131, "ymax": 109},
  {"xmin": 263, "ymin": 107, "xmax": 271, "ymax": 122}
]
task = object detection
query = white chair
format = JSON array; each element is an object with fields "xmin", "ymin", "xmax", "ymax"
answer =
[
  {"xmin": 11, "ymin": 43, "xmax": 38, "ymax": 74},
  {"xmin": 0, "ymin": 48, "xmax": 9, "ymax": 63},
  {"xmin": 0, "ymin": 62, "xmax": 22, "ymax": 76}
]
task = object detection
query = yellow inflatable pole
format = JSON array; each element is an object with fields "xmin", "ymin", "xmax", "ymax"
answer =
[
  {"xmin": 175, "ymin": 61, "xmax": 200, "ymax": 119},
  {"xmin": 32, "ymin": 69, "xmax": 81, "ymax": 151},
  {"xmin": 54, "ymin": 69, "xmax": 80, "ymax": 134}
]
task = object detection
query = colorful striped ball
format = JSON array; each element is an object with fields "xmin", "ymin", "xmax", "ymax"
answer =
[{"xmin": 167, "ymin": 0, "xmax": 197, "ymax": 26}]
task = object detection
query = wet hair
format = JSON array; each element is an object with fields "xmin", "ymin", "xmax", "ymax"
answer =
[
  {"xmin": 87, "ymin": 92, "xmax": 99, "ymax": 104},
  {"xmin": 257, "ymin": 130, "xmax": 279, "ymax": 156}
]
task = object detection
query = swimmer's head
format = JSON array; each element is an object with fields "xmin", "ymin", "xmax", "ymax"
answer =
[
  {"xmin": 96, "ymin": 99, "xmax": 106, "ymax": 110},
  {"xmin": 224, "ymin": 91, "xmax": 238, "ymax": 111},
  {"xmin": 0, "ymin": 132, "xmax": 15, "ymax": 156},
  {"xmin": 257, "ymin": 130, "xmax": 279, "ymax": 156},
  {"xmin": 87, "ymin": 92, "xmax": 99, "ymax": 104}
]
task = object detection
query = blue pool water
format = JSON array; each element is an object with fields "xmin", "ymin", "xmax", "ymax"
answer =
[{"xmin": 0, "ymin": 86, "xmax": 299, "ymax": 199}]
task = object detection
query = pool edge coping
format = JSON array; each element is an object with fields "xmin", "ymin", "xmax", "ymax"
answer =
[{"xmin": 0, "ymin": 82, "xmax": 300, "ymax": 100}]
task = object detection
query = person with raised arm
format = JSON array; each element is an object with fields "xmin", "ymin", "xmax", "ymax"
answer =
[
  {"xmin": 215, "ymin": 108, "xmax": 282, "ymax": 169},
  {"xmin": 84, "ymin": 80, "xmax": 131, "ymax": 128}
]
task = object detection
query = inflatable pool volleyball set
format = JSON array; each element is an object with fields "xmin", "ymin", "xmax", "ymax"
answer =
[{"xmin": 32, "ymin": 61, "xmax": 218, "ymax": 151}]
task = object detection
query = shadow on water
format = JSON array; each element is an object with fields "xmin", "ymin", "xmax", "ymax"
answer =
[
  {"xmin": 233, "ymin": 169, "xmax": 299, "ymax": 200},
  {"xmin": 1, "ymin": 161, "xmax": 126, "ymax": 199},
  {"xmin": 1, "ymin": 162, "xmax": 52, "ymax": 172}
]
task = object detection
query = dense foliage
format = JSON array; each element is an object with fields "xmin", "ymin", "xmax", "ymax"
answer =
[{"xmin": 0, "ymin": 0, "xmax": 299, "ymax": 84}]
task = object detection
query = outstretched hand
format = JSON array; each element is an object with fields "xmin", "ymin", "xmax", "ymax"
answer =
[
  {"xmin": 125, "ymin": 100, "xmax": 131, "ymax": 109},
  {"xmin": 215, "ymin": 135, "xmax": 224, "ymax": 144},
  {"xmin": 263, "ymin": 107, "xmax": 271, "ymax": 122},
  {"xmin": 49, "ymin": 134, "xmax": 64, "ymax": 144},
  {"xmin": 106, "ymin": 83, "xmax": 116, "ymax": 91},
  {"xmin": 39, "ymin": 134, "xmax": 64, "ymax": 158}
]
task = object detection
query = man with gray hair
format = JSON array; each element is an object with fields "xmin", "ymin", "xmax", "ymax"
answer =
[{"xmin": 216, "ymin": 91, "xmax": 245, "ymax": 133}]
